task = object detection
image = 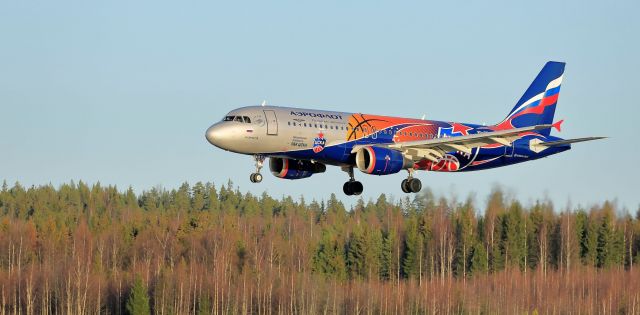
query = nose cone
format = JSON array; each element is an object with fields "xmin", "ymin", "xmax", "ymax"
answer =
[{"xmin": 205, "ymin": 124, "xmax": 222, "ymax": 146}]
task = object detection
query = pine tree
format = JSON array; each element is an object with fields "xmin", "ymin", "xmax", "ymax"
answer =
[
  {"xmin": 502, "ymin": 202, "xmax": 526, "ymax": 269},
  {"xmin": 402, "ymin": 217, "xmax": 422, "ymax": 279},
  {"xmin": 312, "ymin": 229, "xmax": 346, "ymax": 279},
  {"xmin": 191, "ymin": 182, "xmax": 206, "ymax": 211},
  {"xmin": 126, "ymin": 275, "xmax": 150, "ymax": 315},
  {"xmin": 380, "ymin": 231, "xmax": 394, "ymax": 280},
  {"xmin": 469, "ymin": 241, "xmax": 488, "ymax": 275},
  {"xmin": 597, "ymin": 211, "xmax": 615, "ymax": 268},
  {"xmin": 453, "ymin": 199, "xmax": 475, "ymax": 278},
  {"xmin": 346, "ymin": 226, "xmax": 366, "ymax": 279}
]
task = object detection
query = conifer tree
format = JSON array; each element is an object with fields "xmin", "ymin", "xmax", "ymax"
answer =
[
  {"xmin": 380, "ymin": 231, "xmax": 394, "ymax": 280},
  {"xmin": 126, "ymin": 275, "xmax": 150, "ymax": 315},
  {"xmin": 402, "ymin": 217, "xmax": 422, "ymax": 279}
]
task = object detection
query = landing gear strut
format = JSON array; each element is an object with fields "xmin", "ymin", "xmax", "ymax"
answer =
[
  {"xmin": 401, "ymin": 169, "xmax": 422, "ymax": 193},
  {"xmin": 342, "ymin": 166, "xmax": 363, "ymax": 196},
  {"xmin": 250, "ymin": 155, "xmax": 265, "ymax": 183}
]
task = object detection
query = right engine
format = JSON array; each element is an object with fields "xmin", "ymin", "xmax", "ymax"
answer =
[
  {"xmin": 269, "ymin": 157, "xmax": 326, "ymax": 180},
  {"xmin": 355, "ymin": 146, "xmax": 413, "ymax": 175}
]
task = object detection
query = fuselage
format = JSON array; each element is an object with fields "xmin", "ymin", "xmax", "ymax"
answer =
[{"xmin": 205, "ymin": 105, "xmax": 570, "ymax": 173}]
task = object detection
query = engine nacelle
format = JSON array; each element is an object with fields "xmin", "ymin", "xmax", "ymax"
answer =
[
  {"xmin": 355, "ymin": 146, "xmax": 413, "ymax": 175},
  {"xmin": 269, "ymin": 158, "xmax": 326, "ymax": 180}
]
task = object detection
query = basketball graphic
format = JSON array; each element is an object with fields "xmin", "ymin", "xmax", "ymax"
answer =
[{"xmin": 430, "ymin": 154, "xmax": 460, "ymax": 172}]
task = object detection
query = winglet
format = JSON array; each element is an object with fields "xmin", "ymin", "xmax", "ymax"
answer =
[{"xmin": 552, "ymin": 119, "xmax": 564, "ymax": 132}]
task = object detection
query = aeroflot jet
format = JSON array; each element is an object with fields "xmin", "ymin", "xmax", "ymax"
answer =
[{"xmin": 206, "ymin": 62, "xmax": 604, "ymax": 196}]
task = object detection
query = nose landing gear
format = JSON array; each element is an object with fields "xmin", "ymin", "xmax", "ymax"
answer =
[
  {"xmin": 250, "ymin": 155, "xmax": 265, "ymax": 183},
  {"xmin": 401, "ymin": 169, "xmax": 422, "ymax": 193},
  {"xmin": 342, "ymin": 166, "xmax": 363, "ymax": 196}
]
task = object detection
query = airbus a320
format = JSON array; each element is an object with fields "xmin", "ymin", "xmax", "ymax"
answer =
[{"xmin": 205, "ymin": 62, "xmax": 604, "ymax": 196}]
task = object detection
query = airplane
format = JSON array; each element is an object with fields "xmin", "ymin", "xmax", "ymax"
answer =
[{"xmin": 205, "ymin": 61, "xmax": 604, "ymax": 196}]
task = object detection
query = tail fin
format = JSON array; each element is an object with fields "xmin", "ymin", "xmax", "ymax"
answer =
[{"xmin": 495, "ymin": 61, "xmax": 565, "ymax": 136}]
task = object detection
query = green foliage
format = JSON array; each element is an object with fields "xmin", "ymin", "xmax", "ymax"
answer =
[
  {"xmin": 402, "ymin": 216, "xmax": 423, "ymax": 279},
  {"xmin": 126, "ymin": 275, "xmax": 150, "ymax": 315},
  {"xmin": 197, "ymin": 295, "xmax": 211, "ymax": 315},
  {"xmin": 454, "ymin": 199, "xmax": 475, "ymax": 277},
  {"xmin": 469, "ymin": 241, "xmax": 488, "ymax": 275},
  {"xmin": 346, "ymin": 225, "xmax": 382, "ymax": 280},
  {"xmin": 312, "ymin": 229, "xmax": 347, "ymax": 280},
  {"xmin": 501, "ymin": 202, "xmax": 527, "ymax": 269},
  {"xmin": 380, "ymin": 230, "xmax": 394, "ymax": 280}
]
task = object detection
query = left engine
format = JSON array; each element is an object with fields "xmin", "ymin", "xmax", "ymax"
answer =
[
  {"xmin": 269, "ymin": 157, "xmax": 327, "ymax": 180},
  {"xmin": 355, "ymin": 146, "xmax": 413, "ymax": 175}
]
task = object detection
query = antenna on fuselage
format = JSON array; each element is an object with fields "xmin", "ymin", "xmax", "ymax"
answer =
[
  {"xmin": 261, "ymin": 100, "xmax": 267, "ymax": 106},
  {"xmin": 421, "ymin": 114, "xmax": 426, "ymax": 120}
]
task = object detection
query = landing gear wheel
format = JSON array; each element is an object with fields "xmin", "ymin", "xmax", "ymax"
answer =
[
  {"xmin": 343, "ymin": 181, "xmax": 363, "ymax": 196},
  {"xmin": 250, "ymin": 173, "xmax": 263, "ymax": 183},
  {"xmin": 342, "ymin": 166, "xmax": 363, "ymax": 196},
  {"xmin": 250, "ymin": 155, "xmax": 265, "ymax": 184},
  {"xmin": 401, "ymin": 178, "xmax": 422, "ymax": 193},
  {"xmin": 351, "ymin": 181, "xmax": 363, "ymax": 196},
  {"xmin": 408, "ymin": 178, "xmax": 422, "ymax": 193},
  {"xmin": 401, "ymin": 179, "xmax": 410, "ymax": 193},
  {"xmin": 343, "ymin": 182, "xmax": 353, "ymax": 196}
]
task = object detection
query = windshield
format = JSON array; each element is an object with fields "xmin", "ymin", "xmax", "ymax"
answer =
[{"xmin": 222, "ymin": 115, "xmax": 252, "ymax": 123}]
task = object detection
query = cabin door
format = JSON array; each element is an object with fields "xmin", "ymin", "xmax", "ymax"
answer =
[{"xmin": 264, "ymin": 110, "xmax": 278, "ymax": 135}]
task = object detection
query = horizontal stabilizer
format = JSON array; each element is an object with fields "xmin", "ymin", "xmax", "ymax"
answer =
[
  {"xmin": 529, "ymin": 136, "xmax": 606, "ymax": 153},
  {"xmin": 540, "ymin": 136, "xmax": 607, "ymax": 147}
]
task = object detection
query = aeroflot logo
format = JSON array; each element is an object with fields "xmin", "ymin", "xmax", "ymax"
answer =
[{"xmin": 290, "ymin": 111, "xmax": 343, "ymax": 120}]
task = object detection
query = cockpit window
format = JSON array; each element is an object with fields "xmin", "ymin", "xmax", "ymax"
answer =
[{"xmin": 223, "ymin": 115, "xmax": 252, "ymax": 123}]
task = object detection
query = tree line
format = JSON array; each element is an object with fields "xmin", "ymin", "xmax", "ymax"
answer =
[{"xmin": 0, "ymin": 180, "xmax": 638, "ymax": 314}]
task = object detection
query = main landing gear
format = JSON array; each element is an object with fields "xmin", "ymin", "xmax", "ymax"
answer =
[
  {"xmin": 250, "ymin": 155, "xmax": 264, "ymax": 183},
  {"xmin": 342, "ymin": 167, "xmax": 363, "ymax": 196},
  {"xmin": 401, "ymin": 169, "xmax": 422, "ymax": 194}
]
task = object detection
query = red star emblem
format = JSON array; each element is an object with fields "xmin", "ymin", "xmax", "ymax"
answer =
[{"xmin": 451, "ymin": 123, "xmax": 472, "ymax": 135}]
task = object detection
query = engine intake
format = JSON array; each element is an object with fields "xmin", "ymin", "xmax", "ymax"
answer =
[
  {"xmin": 269, "ymin": 158, "xmax": 326, "ymax": 180},
  {"xmin": 355, "ymin": 146, "xmax": 413, "ymax": 175}
]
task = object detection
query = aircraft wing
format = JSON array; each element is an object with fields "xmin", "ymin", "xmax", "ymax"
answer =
[{"xmin": 352, "ymin": 124, "xmax": 553, "ymax": 163}]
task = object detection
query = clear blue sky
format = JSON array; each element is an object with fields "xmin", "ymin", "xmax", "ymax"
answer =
[{"xmin": 1, "ymin": 1, "xmax": 637, "ymax": 212}]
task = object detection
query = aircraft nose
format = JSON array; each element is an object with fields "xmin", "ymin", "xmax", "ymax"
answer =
[{"xmin": 205, "ymin": 124, "xmax": 222, "ymax": 146}]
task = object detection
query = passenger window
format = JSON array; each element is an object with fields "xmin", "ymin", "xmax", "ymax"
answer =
[
  {"xmin": 293, "ymin": 122, "xmax": 297, "ymax": 126},
  {"xmin": 288, "ymin": 122, "xmax": 291, "ymax": 126},
  {"xmin": 304, "ymin": 123, "xmax": 307, "ymax": 127}
]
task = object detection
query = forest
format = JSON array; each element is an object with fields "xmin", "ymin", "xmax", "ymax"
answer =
[{"xmin": 0, "ymin": 180, "xmax": 638, "ymax": 314}]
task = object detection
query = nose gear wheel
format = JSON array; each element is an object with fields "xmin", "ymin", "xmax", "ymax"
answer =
[{"xmin": 250, "ymin": 155, "xmax": 265, "ymax": 183}]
